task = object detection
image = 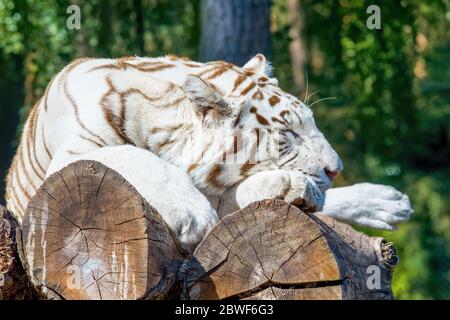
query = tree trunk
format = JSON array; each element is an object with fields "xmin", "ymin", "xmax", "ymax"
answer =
[
  {"xmin": 200, "ymin": 0, "xmax": 271, "ymax": 66},
  {"xmin": 287, "ymin": 0, "xmax": 307, "ymax": 94},
  {"xmin": 1, "ymin": 161, "xmax": 397, "ymax": 300},
  {"xmin": 184, "ymin": 200, "xmax": 396, "ymax": 300},
  {"xmin": 133, "ymin": 0, "xmax": 145, "ymax": 55}
]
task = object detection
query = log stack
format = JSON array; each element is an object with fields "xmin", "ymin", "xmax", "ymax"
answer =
[{"xmin": 0, "ymin": 160, "xmax": 397, "ymax": 300}]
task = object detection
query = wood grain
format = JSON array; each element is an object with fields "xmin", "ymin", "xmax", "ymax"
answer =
[
  {"xmin": 20, "ymin": 160, "xmax": 185, "ymax": 300},
  {"xmin": 184, "ymin": 200, "xmax": 396, "ymax": 300}
]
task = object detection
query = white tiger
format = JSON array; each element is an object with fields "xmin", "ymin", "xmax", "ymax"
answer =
[{"xmin": 5, "ymin": 54, "xmax": 412, "ymax": 251}]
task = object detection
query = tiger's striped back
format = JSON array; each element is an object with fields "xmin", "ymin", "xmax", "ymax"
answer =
[{"xmin": 5, "ymin": 53, "xmax": 342, "ymax": 224}]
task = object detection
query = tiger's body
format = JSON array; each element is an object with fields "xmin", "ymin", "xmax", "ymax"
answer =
[{"xmin": 5, "ymin": 54, "xmax": 412, "ymax": 251}]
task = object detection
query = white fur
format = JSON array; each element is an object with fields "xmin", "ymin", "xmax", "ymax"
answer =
[
  {"xmin": 47, "ymin": 145, "xmax": 218, "ymax": 252},
  {"xmin": 322, "ymin": 183, "xmax": 413, "ymax": 230}
]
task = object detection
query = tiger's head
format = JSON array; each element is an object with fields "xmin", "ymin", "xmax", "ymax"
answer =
[{"xmin": 168, "ymin": 54, "xmax": 343, "ymax": 211}]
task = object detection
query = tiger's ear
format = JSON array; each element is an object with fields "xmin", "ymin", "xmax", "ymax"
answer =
[
  {"xmin": 242, "ymin": 53, "xmax": 271, "ymax": 76},
  {"xmin": 183, "ymin": 75, "xmax": 232, "ymax": 122}
]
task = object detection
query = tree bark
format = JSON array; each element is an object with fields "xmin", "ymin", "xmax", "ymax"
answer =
[
  {"xmin": 0, "ymin": 206, "xmax": 37, "ymax": 299},
  {"xmin": 287, "ymin": 0, "xmax": 307, "ymax": 94},
  {"xmin": 200, "ymin": 0, "xmax": 271, "ymax": 66},
  {"xmin": 1, "ymin": 161, "xmax": 397, "ymax": 300},
  {"xmin": 133, "ymin": 0, "xmax": 145, "ymax": 55}
]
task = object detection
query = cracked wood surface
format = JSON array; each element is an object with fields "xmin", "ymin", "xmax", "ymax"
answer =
[
  {"xmin": 184, "ymin": 200, "xmax": 396, "ymax": 300},
  {"xmin": 20, "ymin": 160, "xmax": 185, "ymax": 300}
]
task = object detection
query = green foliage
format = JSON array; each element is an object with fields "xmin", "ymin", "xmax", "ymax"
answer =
[{"xmin": 0, "ymin": 0, "xmax": 449, "ymax": 299}]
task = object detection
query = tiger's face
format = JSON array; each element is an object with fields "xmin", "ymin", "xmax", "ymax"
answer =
[
  {"xmin": 233, "ymin": 85, "xmax": 343, "ymax": 194},
  {"xmin": 181, "ymin": 54, "xmax": 342, "ymax": 208}
]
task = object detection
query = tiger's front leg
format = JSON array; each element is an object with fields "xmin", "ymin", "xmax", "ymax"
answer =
[
  {"xmin": 210, "ymin": 170, "xmax": 324, "ymax": 218},
  {"xmin": 322, "ymin": 183, "xmax": 413, "ymax": 230},
  {"xmin": 47, "ymin": 144, "xmax": 219, "ymax": 252}
]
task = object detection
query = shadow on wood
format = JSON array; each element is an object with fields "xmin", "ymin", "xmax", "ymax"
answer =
[{"xmin": 1, "ymin": 160, "xmax": 397, "ymax": 300}]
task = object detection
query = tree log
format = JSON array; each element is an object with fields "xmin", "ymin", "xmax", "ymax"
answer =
[
  {"xmin": 1, "ymin": 161, "xmax": 397, "ymax": 300},
  {"xmin": 20, "ymin": 160, "xmax": 186, "ymax": 299},
  {"xmin": 0, "ymin": 206, "xmax": 37, "ymax": 299},
  {"xmin": 183, "ymin": 200, "xmax": 396, "ymax": 300}
]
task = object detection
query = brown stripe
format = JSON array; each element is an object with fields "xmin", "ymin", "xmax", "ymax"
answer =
[
  {"xmin": 280, "ymin": 110, "xmax": 290, "ymax": 117},
  {"xmin": 100, "ymin": 77, "xmax": 128, "ymax": 144},
  {"xmin": 183, "ymin": 62, "xmax": 202, "ymax": 68},
  {"xmin": 43, "ymin": 76, "xmax": 56, "ymax": 112},
  {"xmin": 155, "ymin": 139, "xmax": 174, "ymax": 154},
  {"xmin": 232, "ymin": 107, "xmax": 244, "ymax": 128},
  {"xmin": 14, "ymin": 165, "xmax": 32, "ymax": 201},
  {"xmin": 255, "ymin": 128, "xmax": 261, "ymax": 147},
  {"xmin": 240, "ymin": 81, "xmax": 257, "ymax": 96},
  {"xmin": 232, "ymin": 74, "xmax": 247, "ymax": 92},
  {"xmin": 118, "ymin": 56, "xmax": 137, "ymax": 61},
  {"xmin": 187, "ymin": 163, "xmax": 199, "ymax": 174},
  {"xmin": 134, "ymin": 62, "xmax": 175, "ymax": 73},
  {"xmin": 155, "ymin": 95, "xmax": 187, "ymax": 108},
  {"xmin": 101, "ymin": 92, "xmax": 131, "ymax": 144},
  {"xmin": 18, "ymin": 145, "xmax": 38, "ymax": 191},
  {"xmin": 186, "ymin": 139, "xmax": 213, "ymax": 168},
  {"xmin": 67, "ymin": 150, "xmax": 82, "ymax": 155},
  {"xmin": 24, "ymin": 128, "xmax": 44, "ymax": 180},
  {"xmin": 88, "ymin": 63, "xmax": 122, "ymax": 72},
  {"xmin": 271, "ymin": 117, "xmax": 287, "ymax": 126},
  {"xmin": 5, "ymin": 155, "xmax": 19, "ymax": 198},
  {"xmin": 255, "ymin": 114, "xmax": 270, "ymax": 126},
  {"xmin": 62, "ymin": 64, "xmax": 108, "ymax": 146},
  {"xmin": 252, "ymin": 90, "xmax": 264, "ymax": 100},
  {"xmin": 269, "ymin": 95, "xmax": 280, "ymax": 106},
  {"xmin": 42, "ymin": 125, "xmax": 52, "ymax": 160},
  {"xmin": 29, "ymin": 102, "xmax": 46, "ymax": 174},
  {"xmin": 240, "ymin": 160, "xmax": 256, "ymax": 176},
  {"xmin": 87, "ymin": 59, "xmax": 170, "ymax": 73},
  {"xmin": 207, "ymin": 164, "xmax": 224, "ymax": 188},
  {"xmin": 166, "ymin": 54, "xmax": 178, "ymax": 61},
  {"xmin": 250, "ymin": 107, "xmax": 270, "ymax": 126},
  {"xmin": 196, "ymin": 66, "xmax": 218, "ymax": 78},
  {"xmin": 244, "ymin": 70, "xmax": 255, "ymax": 77},
  {"xmin": 79, "ymin": 134, "xmax": 105, "ymax": 148},
  {"xmin": 60, "ymin": 58, "xmax": 91, "ymax": 86},
  {"xmin": 206, "ymin": 66, "xmax": 229, "ymax": 80},
  {"xmin": 280, "ymin": 110, "xmax": 291, "ymax": 125},
  {"xmin": 9, "ymin": 180, "xmax": 26, "ymax": 214}
]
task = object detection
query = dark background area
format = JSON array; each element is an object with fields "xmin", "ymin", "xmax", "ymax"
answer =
[{"xmin": 0, "ymin": 0, "xmax": 449, "ymax": 299}]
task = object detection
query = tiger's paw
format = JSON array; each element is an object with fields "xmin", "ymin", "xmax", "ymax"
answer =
[
  {"xmin": 322, "ymin": 183, "xmax": 413, "ymax": 230},
  {"xmin": 234, "ymin": 170, "xmax": 325, "ymax": 213}
]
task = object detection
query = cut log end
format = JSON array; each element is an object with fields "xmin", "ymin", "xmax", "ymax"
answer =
[
  {"xmin": 184, "ymin": 200, "xmax": 396, "ymax": 300},
  {"xmin": 0, "ymin": 206, "xmax": 37, "ymax": 299},
  {"xmin": 20, "ymin": 160, "xmax": 185, "ymax": 300}
]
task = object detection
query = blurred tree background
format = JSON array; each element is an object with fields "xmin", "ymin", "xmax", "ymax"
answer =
[{"xmin": 0, "ymin": 0, "xmax": 449, "ymax": 299}]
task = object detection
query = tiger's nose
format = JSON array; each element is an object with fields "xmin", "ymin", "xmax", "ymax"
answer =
[{"xmin": 325, "ymin": 169, "xmax": 341, "ymax": 181}]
